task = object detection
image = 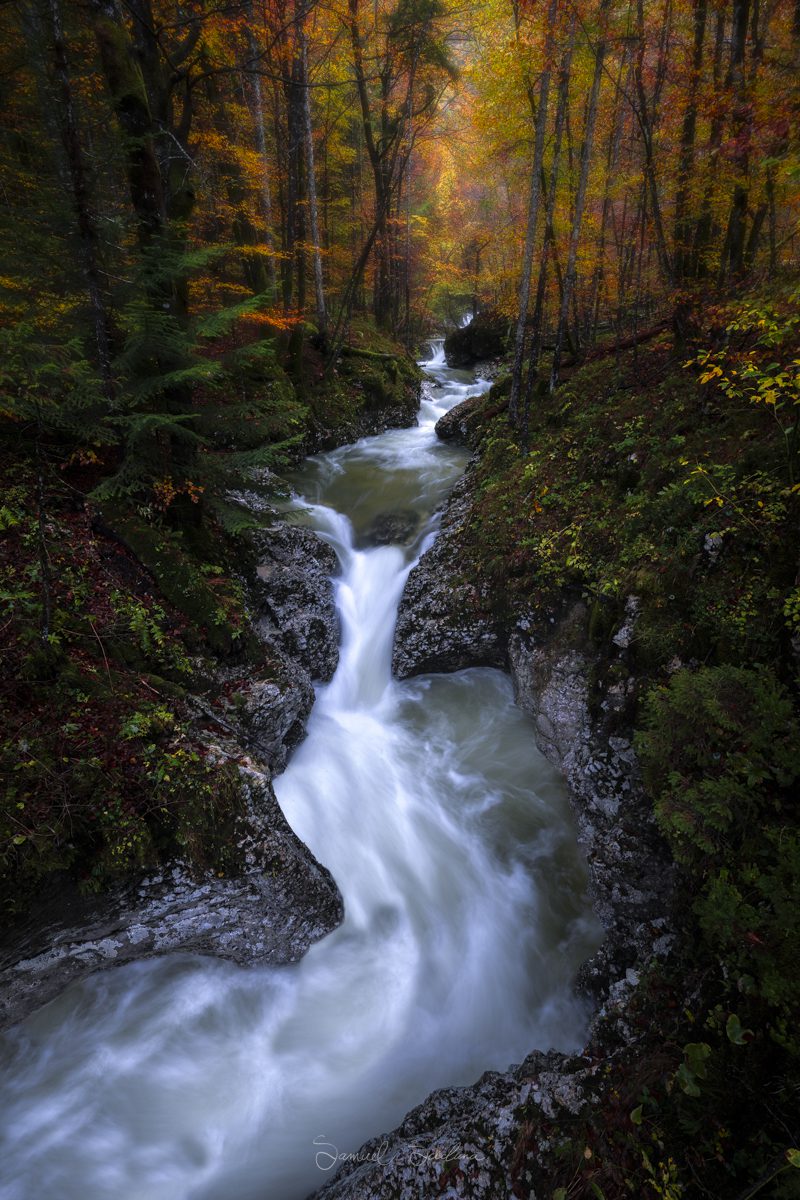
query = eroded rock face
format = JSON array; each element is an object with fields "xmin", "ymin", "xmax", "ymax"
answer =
[
  {"xmin": 313, "ymin": 1049, "xmax": 599, "ymax": 1200},
  {"xmin": 392, "ymin": 476, "xmax": 505, "ymax": 679},
  {"xmin": 434, "ymin": 393, "xmax": 487, "ymax": 444},
  {"xmin": 0, "ymin": 767, "xmax": 343, "ymax": 1031},
  {"xmin": 237, "ymin": 670, "xmax": 315, "ymax": 775},
  {"xmin": 249, "ymin": 523, "xmax": 340, "ymax": 684},
  {"xmin": 508, "ymin": 609, "xmax": 674, "ymax": 999}
]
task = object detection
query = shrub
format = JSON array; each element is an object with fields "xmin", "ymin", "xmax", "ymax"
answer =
[{"xmin": 636, "ymin": 666, "xmax": 800, "ymax": 872}]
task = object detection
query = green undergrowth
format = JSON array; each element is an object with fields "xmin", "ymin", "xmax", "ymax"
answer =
[
  {"xmin": 0, "ymin": 464, "xmax": 251, "ymax": 918},
  {"xmin": 458, "ymin": 289, "xmax": 800, "ymax": 1198}
]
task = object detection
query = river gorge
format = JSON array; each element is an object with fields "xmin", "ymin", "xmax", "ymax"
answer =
[{"xmin": 0, "ymin": 345, "xmax": 601, "ymax": 1200}]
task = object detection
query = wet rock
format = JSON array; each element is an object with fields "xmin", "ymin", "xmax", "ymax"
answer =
[
  {"xmin": 434, "ymin": 393, "xmax": 487, "ymax": 444},
  {"xmin": 236, "ymin": 665, "xmax": 315, "ymax": 775},
  {"xmin": 508, "ymin": 612, "xmax": 674, "ymax": 998},
  {"xmin": 392, "ymin": 476, "xmax": 505, "ymax": 679},
  {"xmin": 0, "ymin": 766, "xmax": 343, "ymax": 1032},
  {"xmin": 363, "ymin": 509, "xmax": 421, "ymax": 547},
  {"xmin": 249, "ymin": 523, "xmax": 340, "ymax": 683},
  {"xmin": 611, "ymin": 594, "xmax": 640, "ymax": 650},
  {"xmin": 313, "ymin": 1050, "xmax": 599, "ymax": 1200},
  {"xmin": 443, "ymin": 312, "xmax": 509, "ymax": 367}
]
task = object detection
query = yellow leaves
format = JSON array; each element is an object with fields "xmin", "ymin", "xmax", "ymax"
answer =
[
  {"xmin": 63, "ymin": 447, "xmax": 100, "ymax": 468},
  {"xmin": 152, "ymin": 478, "xmax": 204, "ymax": 511},
  {"xmin": 240, "ymin": 308, "xmax": 303, "ymax": 331},
  {"xmin": 153, "ymin": 477, "xmax": 178, "ymax": 511},
  {"xmin": 698, "ymin": 365, "xmax": 722, "ymax": 385}
]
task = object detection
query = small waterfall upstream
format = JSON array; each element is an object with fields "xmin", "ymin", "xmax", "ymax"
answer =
[{"xmin": 0, "ymin": 344, "xmax": 600, "ymax": 1200}]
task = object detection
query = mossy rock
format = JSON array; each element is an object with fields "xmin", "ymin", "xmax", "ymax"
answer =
[{"xmin": 444, "ymin": 311, "xmax": 510, "ymax": 366}]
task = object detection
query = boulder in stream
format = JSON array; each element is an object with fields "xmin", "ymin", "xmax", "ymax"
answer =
[
  {"xmin": 363, "ymin": 509, "xmax": 421, "ymax": 547},
  {"xmin": 392, "ymin": 476, "xmax": 506, "ymax": 678},
  {"xmin": 443, "ymin": 311, "xmax": 509, "ymax": 367},
  {"xmin": 249, "ymin": 523, "xmax": 341, "ymax": 684}
]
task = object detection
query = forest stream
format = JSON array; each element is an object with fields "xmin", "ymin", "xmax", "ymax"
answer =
[{"xmin": 0, "ymin": 346, "xmax": 600, "ymax": 1200}]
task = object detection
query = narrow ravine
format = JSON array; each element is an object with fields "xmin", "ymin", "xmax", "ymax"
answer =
[{"xmin": 0, "ymin": 346, "xmax": 600, "ymax": 1200}]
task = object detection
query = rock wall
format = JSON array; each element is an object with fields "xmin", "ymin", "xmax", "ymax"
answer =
[{"xmin": 392, "ymin": 476, "xmax": 506, "ymax": 679}]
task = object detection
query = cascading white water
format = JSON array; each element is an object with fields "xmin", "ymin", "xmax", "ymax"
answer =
[{"xmin": 0, "ymin": 342, "xmax": 601, "ymax": 1200}]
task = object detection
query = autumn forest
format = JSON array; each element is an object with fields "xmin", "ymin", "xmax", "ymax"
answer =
[{"xmin": 2, "ymin": 0, "xmax": 800, "ymax": 1197}]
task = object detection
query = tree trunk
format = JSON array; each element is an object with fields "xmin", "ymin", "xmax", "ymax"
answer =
[
  {"xmin": 550, "ymin": 0, "xmax": 610, "ymax": 391},
  {"xmin": 525, "ymin": 14, "xmax": 576, "ymax": 391},
  {"xmin": 720, "ymin": 0, "xmax": 753, "ymax": 280},
  {"xmin": 692, "ymin": 4, "xmax": 726, "ymax": 274},
  {"xmin": 89, "ymin": 0, "xmax": 166, "ymax": 246},
  {"xmin": 631, "ymin": 0, "xmax": 674, "ymax": 287},
  {"xmin": 301, "ymin": 30, "xmax": 327, "ymax": 340},
  {"xmin": 587, "ymin": 46, "xmax": 629, "ymax": 345},
  {"xmin": 48, "ymin": 0, "xmax": 115, "ymax": 403},
  {"xmin": 673, "ymin": 0, "xmax": 707, "ymax": 284},
  {"xmin": 246, "ymin": 23, "xmax": 277, "ymax": 289},
  {"xmin": 508, "ymin": 0, "xmax": 558, "ymax": 427}
]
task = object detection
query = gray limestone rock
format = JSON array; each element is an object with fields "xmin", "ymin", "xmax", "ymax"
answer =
[
  {"xmin": 0, "ymin": 766, "xmax": 342, "ymax": 1031},
  {"xmin": 312, "ymin": 1050, "xmax": 598, "ymax": 1200},
  {"xmin": 507, "ymin": 610, "xmax": 674, "ymax": 998},
  {"xmin": 249, "ymin": 523, "xmax": 340, "ymax": 683},
  {"xmin": 236, "ymin": 668, "xmax": 315, "ymax": 775},
  {"xmin": 392, "ymin": 476, "xmax": 505, "ymax": 679},
  {"xmin": 434, "ymin": 393, "xmax": 486, "ymax": 444}
]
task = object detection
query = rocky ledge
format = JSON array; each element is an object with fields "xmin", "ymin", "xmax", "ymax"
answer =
[
  {"xmin": 0, "ymin": 521, "xmax": 344, "ymax": 1032},
  {"xmin": 392, "ymin": 475, "xmax": 506, "ymax": 678},
  {"xmin": 313, "ymin": 399, "xmax": 674, "ymax": 1199},
  {"xmin": 305, "ymin": 347, "xmax": 422, "ymax": 453},
  {"xmin": 0, "ymin": 765, "xmax": 342, "ymax": 1031}
]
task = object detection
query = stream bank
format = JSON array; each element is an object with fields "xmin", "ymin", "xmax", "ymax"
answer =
[
  {"xmin": 312, "ymin": 385, "xmax": 676, "ymax": 1200},
  {"xmin": 315, "ymin": 321, "xmax": 800, "ymax": 1200},
  {"xmin": 0, "ymin": 340, "xmax": 422, "ymax": 1032}
]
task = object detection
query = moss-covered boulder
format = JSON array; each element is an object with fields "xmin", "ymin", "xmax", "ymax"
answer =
[{"xmin": 444, "ymin": 310, "xmax": 510, "ymax": 366}]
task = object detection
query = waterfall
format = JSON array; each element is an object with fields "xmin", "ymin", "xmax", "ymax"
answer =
[{"xmin": 0, "ymin": 349, "xmax": 600, "ymax": 1200}]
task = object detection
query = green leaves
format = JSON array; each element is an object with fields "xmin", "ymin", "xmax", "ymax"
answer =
[
  {"xmin": 675, "ymin": 1042, "xmax": 711, "ymax": 1097},
  {"xmin": 725, "ymin": 1014, "xmax": 752, "ymax": 1045}
]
